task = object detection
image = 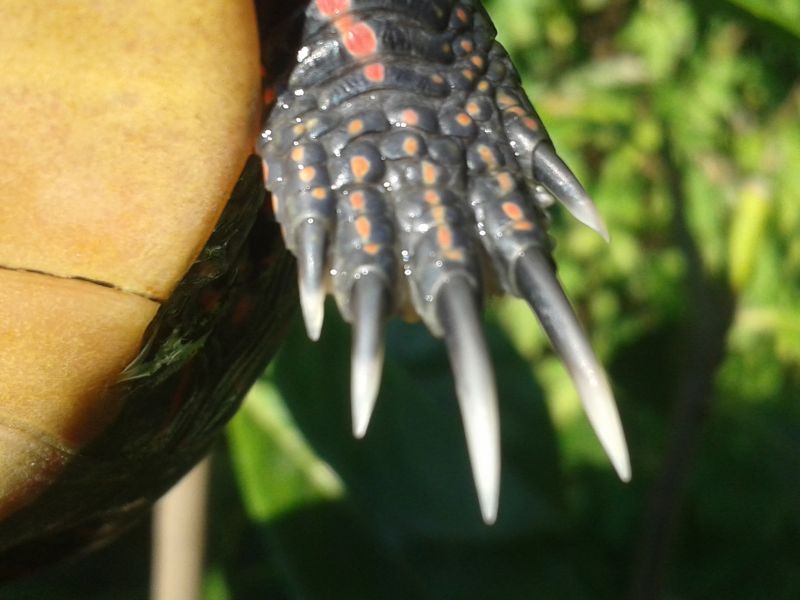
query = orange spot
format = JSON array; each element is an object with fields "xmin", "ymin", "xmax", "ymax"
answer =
[
  {"xmin": 402, "ymin": 137, "xmax": 419, "ymax": 155},
  {"xmin": 502, "ymin": 201, "xmax": 524, "ymax": 220},
  {"xmin": 460, "ymin": 40, "xmax": 474, "ymax": 52},
  {"xmin": 478, "ymin": 80, "xmax": 491, "ymax": 92},
  {"xmin": 437, "ymin": 226, "xmax": 453, "ymax": 249},
  {"xmin": 342, "ymin": 21, "xmax": 378, "ymax": 58},
  {"xmin": 271, "ymin": 193, "xmax": 280, "ymax": 214},
  {"xmin": 444, "ymin": 248, "xmax": 465, "ymax": 261},
  {"xmin": 300, "ymin": 166, "xmax": 316, "ymax": 182},
  {"xmin": 312, "ymin": 187, "xmax": 328, "ymax": 200},
  {"xmin": 401, "ymin": 109, "xmax": 419, "ymax": 126},
  {"xmin": 431, "ymin": 74, "xmax": 445, "ymax": 84},
  {"xmin": 350, "ymin": 191, "xmax": 365, "ymax": 210},
  {"xmin": 478, "ymin": 145, "xmax": 497, "ymax": 167},
  {"xmin": 523, "ymin": 117, "xmax": 539, "ymax": 130},
  {"xmin": 424, "ymin": 190, "xmax": 441, "ymax": 205},
  {"xmin": 461, "ymin": 68, "xmax": 475, "ymax": 81},
  {"xmin": 497, "ymin": 92, "xmax": 517, "ymax": 109},
  {"xmin": 261, "ymin": 160, "xmax": 270, "ymax": 181},
  {"xmin": 470, "ymin": 55, "xmax": 484, "ymax": 69},
  {"xmin": 422, "ymin": 161, "xmax": 439, "ymax": 185},
  {"xmin": 292, "ymin": 123, "xmax": 306, "ymax": 137},
  {"xmin": 363, "ymin": 243, "xmax": 380, "ymax": 255},
  {"xmin": 513, "ymin": 222, "xmax": 534, "ymax": 231},
  {"xmin": 350, "ymin": 155, "xmax": 371, "ymax": 180},
  {"xmin": 431, "ymin": 206, "xmax": 446, "ymax": 223},
  {"xmin": 507, "ymin": 106, "xmax": 526, "ymax": 116},
  {"xmin": 363, "ymin": 63, "xmax": 385, "ymax": 82},
  {"xmin": 291, "ymin": 146, "xmax": 305, "ymax": 162},
  {"xmin": 455, "ymin": 112, "xmax": 472, "ymax": 127},
  {"xmin": 348, "ymin": 119, "xmax": 364, "ymax": 135},
  {"xmin": 466, "ymin": 101, "xmax": 480, "ymax": 116},
  {"xmin": 355, "ymin": 216, "xmax": 371, "ymax": 240},
  {"xmin": 455, "ymin": 8, "xmax": 468, "ymax": 22},
  {"xmin": 496, "ymin": 172, "xmax": 514, "ymax": 194},
  {"xmin": 316, "ymin": 0, "xmax": 350, "ymax": 17}
]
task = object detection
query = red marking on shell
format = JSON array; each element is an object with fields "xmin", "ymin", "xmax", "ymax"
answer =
[
  {"xmin": 363, "ymin": 243, "xmax": 380, "ymax": 255},
  {"xmin": 363, "ymin": 63, "xmax": 385, "ymax": 82},
  {"xmin": 316, "ymin": 0, "xmax": 350, "ymax": 17},
  {"xmin": 312, "ymin": 187, "xmax": 328, "ymax": 200},
  {"xmin": 350, "ymin": 155, "xmax": 371, "ymax": 180},
  {"xmin": 342, "ymin": 20, "xmax": 378, "ymax": 58},
  {"xmin": 506, "ymin": 106, "xmax": 527, "ymax": 116},
  {"xmin": 350, "ymin": 190, "xmax": 365, "ymax": 210},
  {"xmin": 444, "ymin": 248, "xmax": 465, "ymax": 261},
  {"xmin": 460, "ymin": 40, "xmax": 474, "ymax": 52},
  {"xmin": 431, "ymin": 206, "xmax": 446, "ymax": 223},
  {"xmin": 470, "ymin": 55, "xmax": 484, "ymax": 69},
  {"xmin": 291, "ymin": 146, "xmax": 305, "ymax": 162},
  {"xmin": 261, "ymin": 160, "xmax": 270, "ymax": 181},
  {"xmin": 455, "ymin": 8, "xmax": 468, "ymax": 23},
  {"xmin": 461, "ymin": 68, "xmax": 475, "ymax": 81},
  {"xmin": 513, "ymin": 222, "xmax": 534, "ymax": 231},
  {"xmin": 502, "ymin": 201, "xmax": 524, "ymax": 220},
  {"xmin": 477, "ymin": 80, "xmax": 491, "ymax": 92},
  {"xmin": 292, "ymin": 123, "xmax": 306, "ymax": 137},
  {"xmin": 437, "ymin": 226, "xmax": 453, "ymax": 249},
  {"xmin": 355, "ymin": 216, "xmax": 371, "ymax": 240}
]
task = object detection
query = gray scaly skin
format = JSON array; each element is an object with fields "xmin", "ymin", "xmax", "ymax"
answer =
[{"xmin": 260, "ymin": 0, "xmax": 629, "ymax": 523}]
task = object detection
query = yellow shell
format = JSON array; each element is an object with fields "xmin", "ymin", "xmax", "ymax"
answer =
[{"xmin": 0, "ymin": 0, "xmax": 260, "ymax": 519}]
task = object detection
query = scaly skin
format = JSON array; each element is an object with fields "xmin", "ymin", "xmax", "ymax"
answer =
[{"xmin": 261, "ymin": 0, "xmax": 629, "ymax": 523}]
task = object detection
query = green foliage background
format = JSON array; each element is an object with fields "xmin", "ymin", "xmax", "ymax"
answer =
[{"xmin": 6, "ymin": 0, "xmax": 799, "ymax": 598}]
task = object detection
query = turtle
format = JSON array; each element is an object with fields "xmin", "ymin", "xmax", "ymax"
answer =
[{"xmin": 0, "ymin": 0, "xmax": 628, "ymax": 577}]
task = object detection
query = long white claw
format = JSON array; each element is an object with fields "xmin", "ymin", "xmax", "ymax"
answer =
[
  {"xmin": 437, "ymin": 277, "xmax": 501, "ymax": 524},
  {"xmin": 296, "ymin": 222, "xmax": 327, "ymax": 341},
  {"xmin": 350, "ymin": 275, "xmax": 388, "ymax": 438},
  {"xmin": 532, "ymin": 143, "xmax": 610, "ymax": 243},
  {"xmin": 516, "ymin": 251, "xmax": 631, "ymax": 482}
]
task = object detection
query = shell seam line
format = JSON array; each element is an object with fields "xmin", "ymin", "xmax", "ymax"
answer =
[{"xmin": 0, "ymin": 264, "xmax": 162, "ymax": 304}]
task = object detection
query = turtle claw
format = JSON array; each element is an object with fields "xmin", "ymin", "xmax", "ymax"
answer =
[
  {"xmin": 296, "ymin": 222, "xmax": 327, "ymax": 341},
  {"xmin": 515, "ymin": 250, "xmax": 630, "ymax": 482},
  {"xmin": 532, "ymin": 143, "xmax": 610, "ymax": 242},
  {"xmin": 350, "ymin": 275, "xmax": 388, "ymax": 439},
  {"xmin": 437, "ymin": 277, "xmax": 501, "ymax": 524}
]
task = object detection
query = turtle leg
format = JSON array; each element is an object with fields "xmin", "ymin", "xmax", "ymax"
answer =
[{"xmin": 260, "ymin": 0, "xmax": 629, "ymax": 523}]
